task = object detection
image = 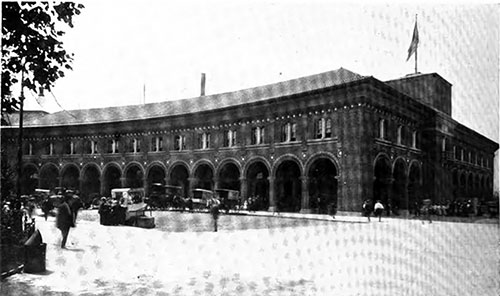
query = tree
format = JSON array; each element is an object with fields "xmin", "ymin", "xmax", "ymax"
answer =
[{"xmin": 1, "ymin": 2, "xmax": 84, "ymax": 113}]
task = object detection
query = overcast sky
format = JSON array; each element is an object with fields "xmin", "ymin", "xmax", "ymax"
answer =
[{"xmin": 21, "ymin": 1, "xmax": 499, "ymax": 145}]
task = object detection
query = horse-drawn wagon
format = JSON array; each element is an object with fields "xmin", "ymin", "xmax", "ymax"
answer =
[
  {"xmin": 215, "ymin": 189, "xmax": 241, "ymax": 213},
  {"xmin": 99, "ymin": 188, "xmax": 155, "ymax": 228}
]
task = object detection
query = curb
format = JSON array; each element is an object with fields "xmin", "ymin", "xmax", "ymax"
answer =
[{"xmin": 1, "ymin": 264, "xmax": 24, "ymax": 280}]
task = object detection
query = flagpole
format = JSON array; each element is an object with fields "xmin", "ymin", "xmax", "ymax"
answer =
[{"xmin": 414, "ymin": 14, "xmax": 418, "ymax": 74}]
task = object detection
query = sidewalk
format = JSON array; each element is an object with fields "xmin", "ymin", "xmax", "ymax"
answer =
[{"xmin": 2, "ymin": 210, "xmax": 498, "ymax": 296}]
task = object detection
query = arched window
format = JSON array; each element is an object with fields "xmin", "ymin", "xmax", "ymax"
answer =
[
  {"xmin": 397, "ymin": 125, "xmax": 402, "ymax": 145},
  {"xmin": 378, "ymin": 119, "xmax": 386, "ymax": 139}
]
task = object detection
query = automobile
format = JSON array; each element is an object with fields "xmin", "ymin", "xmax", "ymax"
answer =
[
  {"xmin": 191, "ymin": 189, "xmax": 214, "ymax": 210},
  {"xmin": 147, "ymin": 184, "xmax": 186, "ymax": 210},
  {"xmin": 215, "ymin": 189, "xmax": 240, "ymax": 213}
]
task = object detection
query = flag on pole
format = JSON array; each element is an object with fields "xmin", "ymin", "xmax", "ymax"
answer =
[{"xmin": 406, "ymin": 19, "xmax": 419, "ymax": 61}]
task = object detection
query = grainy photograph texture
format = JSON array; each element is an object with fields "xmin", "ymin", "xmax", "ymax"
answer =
[{"xmin": 1, "ymin": 1, "xmax": 499, "ymax": 296}]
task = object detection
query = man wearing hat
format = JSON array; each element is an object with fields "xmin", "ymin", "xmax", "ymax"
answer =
[{"xmin": 56, "ymin": 194, "xmax": 75, "ymax": 248}]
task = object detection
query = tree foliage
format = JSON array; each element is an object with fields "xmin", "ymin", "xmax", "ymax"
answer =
[{"xmin": 1, "ymin": 2, "xmax": 84, "ymax": 114}]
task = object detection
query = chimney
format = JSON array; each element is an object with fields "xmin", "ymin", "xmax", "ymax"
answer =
[{"xmin": 200, "ymin": 73, "xmax": 206, "ymax": 96}]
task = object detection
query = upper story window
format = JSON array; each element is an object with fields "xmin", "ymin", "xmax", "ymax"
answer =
[
  {"xmin": 85, "ymin": 140, "xmax": 98, "ymax": 154},
  {"xmin": 441, "ymin": 138, "xmax": 446, "ymax": 152},
  {"xmin": 223, "ymin": 130, "xmax": 237, "ymax": 147},
  {"xmin": 378, "ymin": 119, "xmax": 387, "ymax": 140},
  {"xmin": 91, "ymin": 141, "xmax": 98, "ymax": 154},
  {"xmin": 23, "ymin": 142, "xmax": 33, "ymax": 155},
  {"xmin": 132, "ymin": 138, "xmax": 141, "ymax": 153},
  {"xmin": 411, "ymin": 131, "xmax": 418, "ymax": 148},
  {"xmin": 63, "ymin": 141, "xmax": 75, "ymax": 155},
  {"xmin": 108, "ymin": 139, "xmax": 119, "ymax": 154},
  {"xmin": 397, "ymin": 126, "xmax": 403, "ymax": 145},
  {"xmin": 460, "ymin": 149, "xmax": 464, "ymax": 161},
  {"xmin": 174, "ymin": 135, "xmax": 186, "ymax": 151},
  {"xmin": 151, "ymin": 136, "xmax": 163, "ymax": 152},
  {"xmin": 197, "ymin": 133, "xmax": 211, "ymax": 149},
  {"xmin": 468, "ymin": 151, "xmax": 472, "ymax": 163},
  {"xmin": 281, "ymin": 122, "xmax": 297, "ymax": 142},
  {"xmin": 453, "ymin": 146, "xmax": 458, "ymax": 159},
  {"xmin": 251, "ymin": 126, "xmax": 265, "ymax": 145},
  {"xmin": 44, "ymin": 142, "xmax": 54, "ymax": 155},
  {"xmin": 314, "ymin": 118, "xmax": 332, "ymax": 139}
]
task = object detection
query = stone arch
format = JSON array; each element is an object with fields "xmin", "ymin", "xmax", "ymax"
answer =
[
  {"xmin": 408, "ymin": 160, "xmax": 422, "ymax": 213},
  {"xmin": 124, "ymin": 161, "xmax": 145, "ymax": 188},
  {"xmin": 20, "ymin": 163, "xmax": 39, "ymax": 195},
  {"xmin": 306, "ymin": 155, "xmax": 339, "ymax": 214},
  {"xmin": 146, "ymin": 161, "xmax": 167, "ymax": 178},
  {"xmin": 39, "ymin": 162, "xmax": 59, "ymax": 191},
  {"xmin": 467, "ymin": 173, "xmax": 473, "ymax": 198},
  {"xmin": 304, "ymin": 152, "xmax": 341, "ymax": 177},
  {"xmin": 274, "ymin": 157, "xmax": 302, "ymax": 212},
  {"xmin": 169, "ymin": 162, "xmax": 189, "ymax": 198},
  {"xmin": 216, "ymin": 158, "xmax": 243, "ymax": 176},
  {"xmin": 192, "ymin": 161, "xmax": 215, "ymax": 190},
  {"xmin": 102, "ymin": 162, "xmax": 122, "ymax": 196},
  {"xmin": 243, "ymin": 156, "xmax": 271, "ymax": 177},
  {"xmin": 451, "ymin": 169, "xmax": 459, "ymax": 200},
  {"xmin": 271, "ymin": 154, "xmax": 304, "ymax": 177},
  {"xmin": 217, "ymin": 158, "xmax": 242, "ymax": 191},
  {"xmin": 392, "ymin": 157, "xmax": 408, "ymax": 212},
  {"xmin": 191, "ymin": 159, "xmax": 216, "ymax": 177},
  {"xmin": 60, "ymin": 163, "xmax": 80, "ymax": 192},
  {"xmin": 146, "ymin": 162, "xmax": 166, "ymax": 196},
  {"xmin": 373, "ymin": 154, "xmax": 392, "ymax": 207},
  {"xmin": 81, "ymin": 163, "xmax": 101, "ymax": 201},
  {"xmin": 81, "ymin": 162, "xmax": 102, "ymax": 177},
  {"xmin": 459, "ymin": 171, "xmax": 466, "ymax": 199},
  {"xmin": 245, "ymin": 158, "xmax": 270, "ymax": 210}
]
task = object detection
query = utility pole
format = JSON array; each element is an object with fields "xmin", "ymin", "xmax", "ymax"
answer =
[{"xmin": 16, "ymin": 70, "xmax": 25, "ymax": 210}]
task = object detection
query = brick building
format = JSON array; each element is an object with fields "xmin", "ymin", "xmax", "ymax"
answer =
[{"xmin": 2, "ymin": 68, "xmax": 497, "ymax": 213}]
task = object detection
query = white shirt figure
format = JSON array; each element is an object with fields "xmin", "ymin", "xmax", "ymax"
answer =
[{"xmin": 374, "ymin": 201, "xmax": 384, "ymax": 210}]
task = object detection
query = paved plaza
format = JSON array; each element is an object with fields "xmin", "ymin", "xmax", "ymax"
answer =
[{"xmin": 1, "ymin": 210, "xmax": 499, "ymax": 296}]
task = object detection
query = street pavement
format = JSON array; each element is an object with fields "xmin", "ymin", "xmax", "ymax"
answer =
[{"xmin": 1, "ymin": 210, "xmax": 499, "ymax": 296}]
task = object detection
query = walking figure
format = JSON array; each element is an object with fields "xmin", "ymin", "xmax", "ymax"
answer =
[
  {"xmin": 362, "ymin": 199, "xmax": 373, "ymax": 222},
  {"xmin": 374, "ymin": 200, "xmax": 384, "ymax": 222},
  {"xmin": 208, "ymin": 196, "xmax": 220, "ymax": 232},
  {"xmin": 56, "ymin": 195, "xmax": 75, "ymax": 248},
  {"xmin": 421, "ymin": 199, "xmax": 432, "ymax": 224}
]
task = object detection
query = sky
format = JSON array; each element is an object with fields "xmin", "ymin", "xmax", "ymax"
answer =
[{"xmin": 19, "ymin": 1, "xmax": 499, "ymax": 187}]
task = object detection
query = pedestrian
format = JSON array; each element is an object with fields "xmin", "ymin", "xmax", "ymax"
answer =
[
  {"xmin": 208, "ymin": 196, "xmax": 220, "ymax": 232},
  {"xmin": 421, "ymin": 199, "xmax": 432, "ymax": 224},
  {"xmin": 362, "ymin": 199, "xmax": 373, "ymax": 222},
  {"xmin": 56, "ymin": 195, "xmax": 75, "ymax": 248},
  {"xmin": 374, "ymin": 200, "xmax": 384, "ymax": 222},
  {"xmin": 41, "ymin": 198, "xmax": 54, "ymax": 221}
]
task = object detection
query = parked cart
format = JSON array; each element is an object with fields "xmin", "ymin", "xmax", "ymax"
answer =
[{"xmin": 215, "ymin": 189, "xmax": 241, "ymax": 213}]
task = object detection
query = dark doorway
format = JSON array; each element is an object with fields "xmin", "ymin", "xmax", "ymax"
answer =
[
  {"xmin": 275, "ymin": 160, "xmax": 301, "ymax": 212},
  {"xmin": 308, "ymin": 158, "xmax": 338, "ymax": 214}
]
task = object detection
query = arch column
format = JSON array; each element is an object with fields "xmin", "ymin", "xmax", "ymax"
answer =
[
  {"xmin": 143, "ymin": 175, "xmax": 148, "ymax": 195},
  {"xmin": 78, "ymin": 177, "xmax": 84, "ymax": 196},
  {"xmin": 120, "ymin": 177, "xmax": 126, "ymax": 188},
  {"xmin": 100, "ymin": 175, "xmax": 106, "ymax": 196},
  {"xmin": 239, "ymin": 177, "xmax": 247, "ymax": 200},
  {"xmin": 214, "ymin": 177, "xmax": 220, "ymax": 190},
  {"xmin": 300, "ymin": 176, "xmax": 312, "ymax": 214},
  {"xmin": 188, "ymin": 177, "xmax": 197, "ymax": 194},
  {"xmin": 267, "ymin": 176, "xmax": 276, "ymax": 212}
]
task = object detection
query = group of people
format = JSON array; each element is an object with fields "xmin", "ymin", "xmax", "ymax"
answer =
[{"xmin": 362, "ymin": 199, "xmax": 386, "ymax": 222}]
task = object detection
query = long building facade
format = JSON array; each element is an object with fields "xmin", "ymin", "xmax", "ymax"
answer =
[{"xmin": 2, "ymin": 68, "xmax": 498, "ymax": 213}]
